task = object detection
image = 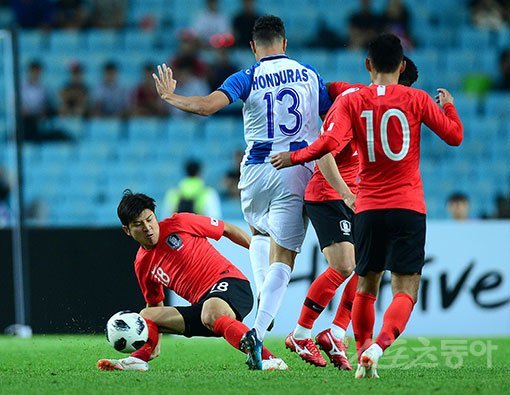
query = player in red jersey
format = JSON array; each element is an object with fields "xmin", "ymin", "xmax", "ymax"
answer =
[
  {"xmin": 271, "ymin": 34, "xmax": 463, "ymax": 378},
  {"xmin": 285, "ymin": 58, "xmax": 419, "ymax": 370},
  {"xmin": 97, "ymin": 190, "xmax": 287, "ymax": 372}
]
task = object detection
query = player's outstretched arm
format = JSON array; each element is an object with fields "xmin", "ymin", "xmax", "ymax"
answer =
[
  {"xmin": 317, "ymin": 153, "xmax": 356, "ymax": 211},
  {"xmin": 153, "ymin": 63, "xmax": 230, "ymax": 116},
  {"xmin": 424, "ymin": 88, "xmax": 463, "ymax": 146},
  {"xmin": 223, "ymin": 222, "xmax": 251, "ymax": 249}
]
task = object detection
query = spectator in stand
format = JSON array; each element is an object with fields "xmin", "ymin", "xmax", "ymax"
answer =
[
  {"xmin": 88, "ymin": 0, "xmax": 127, "ymax": 29},
  {"xmin": 192, "ymin": 0, "xmax": 232, "ymax": 47},
  {"xmin": 347, "ymin": 0, "xmax": 383, "ymax": 49},
  {"xmin": 21, "ymin": 60, "xmax": 52, "ymax": 141},
  {"xmin": 92, "ymin": 61, "xmax": 128, "ymax": 117},
  {"xmin": 207, "ymin": 47, "xmax": 238, "ymax": 91},
  {"xmin": 469, "ymin": 0, "xmax": 506, "ymax": 29},
  {"xmin": 307, "ymin": 16, "xmax": 345, "ymax": 49},
  {"xmin": 163, "ymin": 159, "xmax": 222, "ymax": 219},
  {"xmin": 59, "ymin": 61, "xmax": 89, "ymax": 116},
  {"xmin": 232, "ymin": 0, "xmax": 261, "ymax": 48},
  {"xmin": 495, "ymin": 49, "xmax": 510, "ymax": 90},
  {"xmin": 53, "ymin": 0, "xmax": 88, "ymax": 29},
  {"xmin": 221, "ymin": 149, "xmax": 244, "ymax": 200},
  {"xmin": 494, "ymin": 194, "xmax": 510, "ymax": 219},
  {"xmin": 382, "ymin": 0, "xmax": 413, "ymax": 50},
  {"xmin": 170, "ymin": 30, "xmax": 208, "ymax": 78},
  {"xmin": 131, "ymin": 63, "xmax": 167, "ymax": 116},
  {"xmin": 447, "ymin": 192, "xmax": 470, "ymax": 221},
  {"xmin": 10, "ymin": 0, "xmax": 54, "ymax": 29}
]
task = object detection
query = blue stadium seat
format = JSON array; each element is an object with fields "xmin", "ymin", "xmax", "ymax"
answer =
[
  {"xmin": 458, "ymin": 27, "xmax": 493, "ymax": 51},
  {"xmin": 86, "ymin": 118, "xmax": 123, "ymax": 141},
  {"xmin": 127, "ymin": 117, "xmax": 166, "ymax": 142},
  {"xmin": 483, "ymin": 92, "xmax": 510, "ymax": 119},
  {"xmin": 86, "ymin": 30, "xmax": 120, "ymax": 51},
  {"xmin": 49, "ymin": 31, "xmax": 84, "ymax": 52},
  {"xmin": 123, "ymin": 30, "xmax": 157, "ymax": 50},
  {"xmin": 19, "ymin": 31, "xmax": 43, "ymax": 53}
]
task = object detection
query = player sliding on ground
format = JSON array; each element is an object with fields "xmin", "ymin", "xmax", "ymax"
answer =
[
  {"xmin": 97, "ymin": 190, "xmax": 287, "ymax": 371},
  {"xmin": 271, "ymin": 34, "xmax": 463, "ymax": 378},
  {"xmin": 285, "ymin": 57, "xmax": 420, "ymax": 371},
  {"xmin": 152, "ymin": 15, "xmax": 332, "ymax": 369}
]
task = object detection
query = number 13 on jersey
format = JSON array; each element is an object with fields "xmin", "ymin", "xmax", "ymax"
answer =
[{"xmin": 264, "ymin": 88, "xmax": 303, "ymax": 138}]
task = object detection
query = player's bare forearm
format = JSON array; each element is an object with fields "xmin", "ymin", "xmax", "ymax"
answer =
[
  {"xmin": 317, "ymin": 154, "xmax": 356, "ymax": 211},
  {"xmin": 161, "ymin": 93, "xmax": 216, "ymax": 116},
  {"xmin": 223, "ymin": 222, "xmax": 251, "ymax": 249}
]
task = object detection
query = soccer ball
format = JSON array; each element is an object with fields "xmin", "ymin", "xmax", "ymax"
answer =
[{"xmin": 106, "ymin": 311, "xmax": 148, "ymax": 353}]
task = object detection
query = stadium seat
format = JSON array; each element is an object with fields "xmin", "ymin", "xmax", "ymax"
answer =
[
  {"xmin": 86, "ymin": 118, "xmax": 123, "ymax": 142},
  {"xmin": 123, "ymin": 30, "xmax": 157, "ymax": 51},
  {"xmin": 49, "ymin": 31, "xmax": 83, "ymax": 52},
  {"xmin": 86, "ymin": 30, "xmax": 121, "ymax": 51}
]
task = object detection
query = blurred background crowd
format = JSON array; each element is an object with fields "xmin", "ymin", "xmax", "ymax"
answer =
[{"xmin": 0, "ymin": 0, "xmax": 509, "ymax": 227}]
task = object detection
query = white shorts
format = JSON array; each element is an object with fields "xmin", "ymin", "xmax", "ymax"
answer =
[{"xmin": 239, "ymin": 163, "xmax": 312, "ymax": 252}]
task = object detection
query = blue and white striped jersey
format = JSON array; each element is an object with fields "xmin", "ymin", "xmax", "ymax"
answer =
[{"xmin": 218, "ymin": 54, "xmax": 331, "ymax": 166}]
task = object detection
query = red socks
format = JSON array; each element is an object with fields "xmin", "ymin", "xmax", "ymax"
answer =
[
  {"xmin": 352, "ymin": 291, "xmax": 376, "ymax": 357},
  {"xmin": 375, "ymin": 292, "xmax": 415, "ymax": 351},
  {"xmin": 332, "ymin": 273, "xmax": 358, "ymax": 330},
  {"xmin": 131, "ymin": 318, "xmax": 159, "ymax": 362},
  {"xmin": 297, "ymin": 267, "xmax": 346, "ymax": 329},
  {"xmin": 212, "ymin": 315, "xmax": 274, "ymax": 360}
]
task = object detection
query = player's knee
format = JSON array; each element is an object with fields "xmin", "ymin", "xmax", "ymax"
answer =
[
  {"xmin": 139, "ymin": 307, "xmax": 153, "ymax": 320},
  {"xmin": 327, "ymin": 257, "xmax": 355, "ymax": 278},
  {"xmin": 201, "ymin": 308, "xmax": 233, "ymax": 330}
]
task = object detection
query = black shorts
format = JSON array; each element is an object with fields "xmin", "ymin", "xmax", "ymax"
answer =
[
  {"xmin": 305, "ymin": 200, "xmax": 354, "ymax": 251},
  {"xmin": 175, "ymin": 277, "xmax": 253, "ymax": 338},
  {"xmin": 354, "ymin": 209, "xmax": 426, "ymax": 276}
]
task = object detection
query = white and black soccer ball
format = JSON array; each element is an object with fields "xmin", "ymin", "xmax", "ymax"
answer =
[{"xmin": 106, "ymin": 311, "xmax": 148, "ymax": 353}]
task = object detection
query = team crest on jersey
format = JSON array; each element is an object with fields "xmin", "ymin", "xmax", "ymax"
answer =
[
  {"xmin": 339, "ymin": 220, "xmax": 351, "ymax": 236},
  {"xmin": 166, "ymin": 233, "xmax": 183, "ymax": 250}
]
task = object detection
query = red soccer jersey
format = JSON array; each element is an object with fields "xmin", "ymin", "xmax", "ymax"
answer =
[
  {"xmin": 305, "ymin": 82, "xmax": 365, "ymax": 202},
  {"xmin": 134, "ymin": 212, "xmax": 247, "ymax": 305},
  {"xmin": 292, "ymin": 84, "xmax": 463, "ymax": 213}
]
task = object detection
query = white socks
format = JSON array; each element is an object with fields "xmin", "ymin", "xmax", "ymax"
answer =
[
  {"xmin": 293, "ymin": 324, "xmax": 312, "ymax": 340},
  {"xmin": 253, "ymin": 262, "xmax": 292, "ymax": 341},
  {"xmin": 249, "ymin": 235, "xmax": 270, "ymax": 298},
  {"xmin": 330, "ymin": 324, "xmax": 346, "ymax": 341}
]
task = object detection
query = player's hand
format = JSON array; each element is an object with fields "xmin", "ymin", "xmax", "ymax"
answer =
[
  {"xmin": 153, "ymin": 63, "xmax": 177, "ymax": 101},
  {"xmin": 435, "ymin": 88, "xmax": 454, "ymax": 107},
  {"xmin": 270, "ymin": 152, "xmax": 293, "ymax": 169},
  {"xmin": 343, "ymin": 190, "xmax": 356, "ymax": 212}
]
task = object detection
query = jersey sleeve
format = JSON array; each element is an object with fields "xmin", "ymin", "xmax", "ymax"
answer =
[
  {"xmin": 217, "ymin": 69, "xmax": 253, "ymax": 103},
  {"xmin": 420, "ymin": 92, "xmax": 463, "ymax": 146},
  {"xmin": 290, "ymin": 97, "xmax": 353, "ymax": 164},
  {"xmin": 173, "ymin": 212, "xmax": 225, "ymax": 240},
  {"xmin": 328, "ymin": 82, "xmax": 350, "ymax": 99},
  {"xmin": 135, "ymin": 263, "xmax": 165, "ymax": 305},
  {"xmin": 303, "ymin": 64, "xmax": 332, "ymax": 115}
]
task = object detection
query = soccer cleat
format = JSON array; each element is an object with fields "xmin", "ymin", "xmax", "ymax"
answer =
[
  {"xmin": 315, "ymin": 329, "xmax": 352, "ymax": 371},
  {"xmin": 284, "ymin": 332, "xmax": 327, "ymax": 367},
  {"xmin": 355, "ymin": 344, "xmax": 381, "ymax": 379},
  {"xmin": 240, "ymin": 328, "xmax": 263, "ymax": 370},
  {"xmin": 97, "ymin": 356, "xmax": 149, "ymax": 372},
  {"xmin": 262, "ymin": 357, "xmax": 288, "ymax": 371}
]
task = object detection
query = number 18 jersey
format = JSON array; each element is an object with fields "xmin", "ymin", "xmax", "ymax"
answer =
[{"xmin": 218, "ymin": 54, "xmax": 331, "ymax": 169}]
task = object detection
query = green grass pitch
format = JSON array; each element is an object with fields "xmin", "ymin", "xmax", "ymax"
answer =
[{"xmin": 0, "ymin": 335, "xmax": 508, "ymax": 394}]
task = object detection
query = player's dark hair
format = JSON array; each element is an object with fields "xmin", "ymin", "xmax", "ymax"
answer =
[
  {"xmin": 447, "ymin": 191, "xmax": 469, "ymax": 203},
  {"xmin": 367, "ymin": 34, "xmax": 403, "ymax": 73},
  {"xmin": 185, "ymin": 159, "xmax": 202, "ymax": 177},
  {"xmin": 117, "ymin": 189, "xmax": 156, "ymax": 226},
  {"xmin": 398, "ymin": 56, "xmax": 418, "ymax": 87},
  {"xmin": 252, "ymin": 15, "xmax": 285, "ymax": 45}
]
